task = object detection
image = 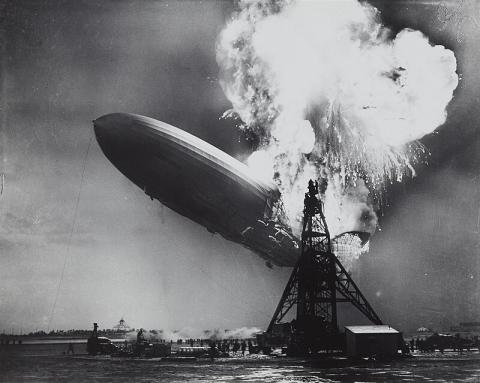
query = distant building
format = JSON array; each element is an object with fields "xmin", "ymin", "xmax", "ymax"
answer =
[
  {"xmin": 112, "ymin": 318, "xmax": 131, "ymax": 333},
  {"xmin": 413, "ymin": 327, "xmax": 434, "ymax": 338},
  {"xmin": 345, "ymin": 325, "xmax": 400, "ymax": 358}
]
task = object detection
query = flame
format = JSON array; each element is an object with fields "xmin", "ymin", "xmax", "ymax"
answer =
[{"xmin": 217, "ymin": 0, "xmax": 458, "ymax": 261}]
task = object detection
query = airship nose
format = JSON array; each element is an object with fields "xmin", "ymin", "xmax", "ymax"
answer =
[
  {"xmin": 93, "ymin": 113, "xmax": 133, "ymax": 161},
  {"xmin": 93, "ymin": 115, "xmax": 109, "ymax": 148},
  {"xmin": 93, "ymin": 114, "xmax": 116, "ymax": 149},
  {"xmin": 93, "ymin": 113, "xmax": 153, "ymax": 183}
]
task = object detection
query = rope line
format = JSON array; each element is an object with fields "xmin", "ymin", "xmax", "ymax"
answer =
[{"xmin": 47, "ymin": 131, "xmax": 93, "ymax": 331}]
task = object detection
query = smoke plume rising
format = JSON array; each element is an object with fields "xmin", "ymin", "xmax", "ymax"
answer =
[
  {"xmin": 216, "ymin": 0, "xmax": 458, "ymax": 251},
  {"xmin": 125, "ymin": 327, "xmax": 262, "ymax": 342}
]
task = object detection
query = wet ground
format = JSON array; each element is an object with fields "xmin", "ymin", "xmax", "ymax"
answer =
[{"xmin": 1, "ymin": 343, "xmax": 480, "ymax": 382}]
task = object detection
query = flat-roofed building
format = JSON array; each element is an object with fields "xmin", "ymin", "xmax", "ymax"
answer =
[{"xmin": 345, "ymin": 325, "xmax": 400, "ymax": 358}]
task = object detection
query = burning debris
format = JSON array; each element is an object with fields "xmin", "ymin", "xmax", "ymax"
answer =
[
  {"xmin": 332, "ymin": 231, "xmax": 371, "ymax": 272},
  {"xmin": 216, "ymin": 0, "xmax": 458, "ymax": 265}
]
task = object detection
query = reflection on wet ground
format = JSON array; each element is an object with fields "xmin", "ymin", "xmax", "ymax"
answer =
[{"xmin": 1, "ymin": 345, "xmax": 480, "ymax": 382}]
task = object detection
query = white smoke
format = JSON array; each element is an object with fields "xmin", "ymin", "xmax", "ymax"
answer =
[
  {"xmin": 217, "ymin": 0, "xmax": 458, "ymax": 251},
  {"xmin": 324, "ymin": 177, "xmax": 377, "ymax": 236},
  {"xmin": 125, "ymin": 327, "xmax": 262, "ymax": 342},
  {"xmin": 208, "ymin": 327, "xmax": 263, "ymax": 340}
]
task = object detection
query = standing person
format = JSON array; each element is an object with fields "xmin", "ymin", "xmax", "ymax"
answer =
[
  {"xmin": 241, "ymin": 341, "xmax": 246, "ymax": 356},
  {"xmin": 209, "ymin": 341, "xmax": 216, "ymax": 361},
  {"xmin": 137, "ymin": 328, "xmax": 145, "ymax": 343},
  {"xmin": 67, "ymin": 342, "xmax": 74, "ymax": 355},
  {"xmin": 225, "ymin": 341, "xmax": 231, "ymax": 355},
  {"xmin": 247, "ymin": 340, "xmax": 253, "ymax": 354},
  {"xmin": 233, "ymin": 340, "xmax": 240, "ymax": 355}
]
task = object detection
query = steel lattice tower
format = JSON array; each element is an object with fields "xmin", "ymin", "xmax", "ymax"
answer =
[{"xmin": 267, "ymin": 180, "xmax": 382, "ymax": 355}]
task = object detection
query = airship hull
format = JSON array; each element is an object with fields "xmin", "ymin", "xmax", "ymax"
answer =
[{"xmin": 94, "ymin": 113, "xmax": 299, "ymax": 266}]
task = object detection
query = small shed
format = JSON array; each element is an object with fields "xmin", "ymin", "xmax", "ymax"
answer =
[{"xmin": 345, "ymin": 325, "xmax": 400, "ymax": 358}]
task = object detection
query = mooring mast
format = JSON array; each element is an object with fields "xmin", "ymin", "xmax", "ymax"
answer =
[{"xmin": 267, "ymin": 180, "xmax": 382, "ymax": 355}]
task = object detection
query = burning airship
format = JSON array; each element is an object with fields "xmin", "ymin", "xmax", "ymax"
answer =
[{"xmin": 94, "ymin": 113, "xmax": 299, "ymax": 266}]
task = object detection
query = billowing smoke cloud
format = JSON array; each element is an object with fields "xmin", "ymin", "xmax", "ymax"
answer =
[
  {"xmin": 125, "ymin": 327, "xmax": 262, "ymax": 342},
  {"xmin": 325, "ymin": 177, "xmax": 377, "ymax": 236},
  {"xmin": 216, "ymin": 0, "xmax": 458, "ymax": 252}
]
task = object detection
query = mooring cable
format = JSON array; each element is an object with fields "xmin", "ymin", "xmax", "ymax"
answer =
[{"xmin": 47, "ymin": 129, "xmax": 93, "ymax": 332}]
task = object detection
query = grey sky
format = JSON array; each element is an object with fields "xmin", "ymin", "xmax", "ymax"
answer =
[
  {"xmin": 0, "ymin": 0, "xmax": 291, "ymax": 332},
  {"xmin": 1, "ymin": 0, "xmax": 479, "ymax": 333}
]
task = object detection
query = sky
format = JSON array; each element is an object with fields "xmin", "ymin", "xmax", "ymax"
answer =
[{"xmin": 0, "ymin": 0, "xmax": 479, "ymax": 334}]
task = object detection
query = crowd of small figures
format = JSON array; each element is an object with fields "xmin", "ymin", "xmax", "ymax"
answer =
[
  {"xmin": 405, "ymin": 333, "xmax": 480, "ymax": 353},
  {"xmin": 87, "ymin": 335, "xmax": 261, "ymax": 359}
]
